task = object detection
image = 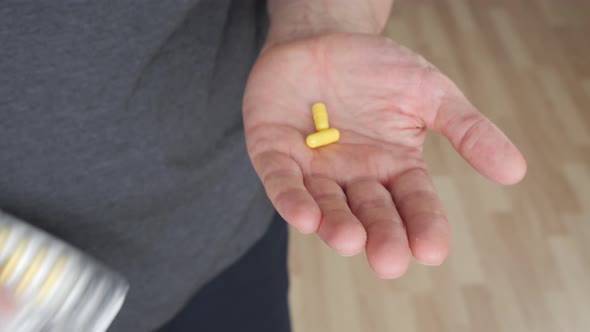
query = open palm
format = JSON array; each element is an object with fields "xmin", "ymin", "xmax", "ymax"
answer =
[{"xmin": 243, "ymin": 33, "xmax": 526, "ymax": 278}]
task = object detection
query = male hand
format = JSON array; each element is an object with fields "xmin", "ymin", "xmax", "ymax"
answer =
[{"xmin": 243, "ymin": 33, "xmax": 526, "ymax": 278}]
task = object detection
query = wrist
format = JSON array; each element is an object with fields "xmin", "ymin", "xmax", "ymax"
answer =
[{"xmin": 265, "ymin": 2, "xmax": 383, "ymax": 48}]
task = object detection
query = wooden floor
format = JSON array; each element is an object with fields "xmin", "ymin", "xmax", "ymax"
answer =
[{"xmin": 288, "ymin": 1, "xmax": 590, "ymax": 331}]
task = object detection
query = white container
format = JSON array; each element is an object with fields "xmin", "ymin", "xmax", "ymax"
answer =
[{"xmin": 0, "ymin": 211, "xmax": 129, "ymax": 332}]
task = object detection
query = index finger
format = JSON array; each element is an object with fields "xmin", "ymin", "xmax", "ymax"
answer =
[{"xmin": 251, "ymin": 151, "xmax": 322, "ymax": 234}]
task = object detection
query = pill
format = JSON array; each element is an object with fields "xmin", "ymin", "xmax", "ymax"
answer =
[
  {"xmin": 312, "ymin": 102, "xmax": 330, "ymax": 131},
  {"xmin": 0, "ymin": 227, "xmax": 9, "ymax": 249},
  {"xmin": 37, "ymin": 255, "xmax": 66, "ymax": 301},
  {"xmin": 306, "ymin": 128, "xmax": 340, "ymax": 148},
  {"xmin": 15, "ymin": 246, "xmax": 48, "ymax": 296},
  {"xmin": 0, "ymin": 238, "xmax": 28, "ymax": 283}
]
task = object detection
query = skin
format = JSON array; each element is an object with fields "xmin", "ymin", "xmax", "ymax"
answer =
[{"xmin": 244, "ymin": 1, "xmax": 527, "ymax": 279}]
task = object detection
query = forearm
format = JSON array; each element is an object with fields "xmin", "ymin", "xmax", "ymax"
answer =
[{"xmin": 266, "ymin": 0, "xmax": 394, "ymax": 45}]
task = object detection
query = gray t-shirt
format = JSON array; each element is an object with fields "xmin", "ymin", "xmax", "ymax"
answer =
[{"xmin": 0, "ymin": 1, "xmax": 274, "ymax": 331}]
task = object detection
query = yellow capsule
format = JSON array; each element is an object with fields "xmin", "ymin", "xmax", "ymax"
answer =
[
  {"xmin": 0, "ymin": 238, "xmax": 29, "ymax": 284},
  {"xmin": 306, "ymin": 128, "xmax": 340, "ymax": 148},
  {"xmin": 312, "ymin": 102, "xmax": 330, "ymax": 131},
  {"xmin": 15, "ymin": 246, "xmax": 48, "ymax": 296},
  {"xmin": 37, "ymin": 255, "xmax": 67, "ymax": 301},
  {"xmin": 0, "ymin": 227, "xmax": 9, "ymax": 249}
]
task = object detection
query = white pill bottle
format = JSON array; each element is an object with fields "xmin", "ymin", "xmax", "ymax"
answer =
[{"xmin": 0, "ymin": 211, "xmax": 129, "ymax": 332}]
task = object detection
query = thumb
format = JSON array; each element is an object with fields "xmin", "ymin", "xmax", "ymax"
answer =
[{"xmin": 426, "ymin": 81, "xmax": 527, "ymax": 185}]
